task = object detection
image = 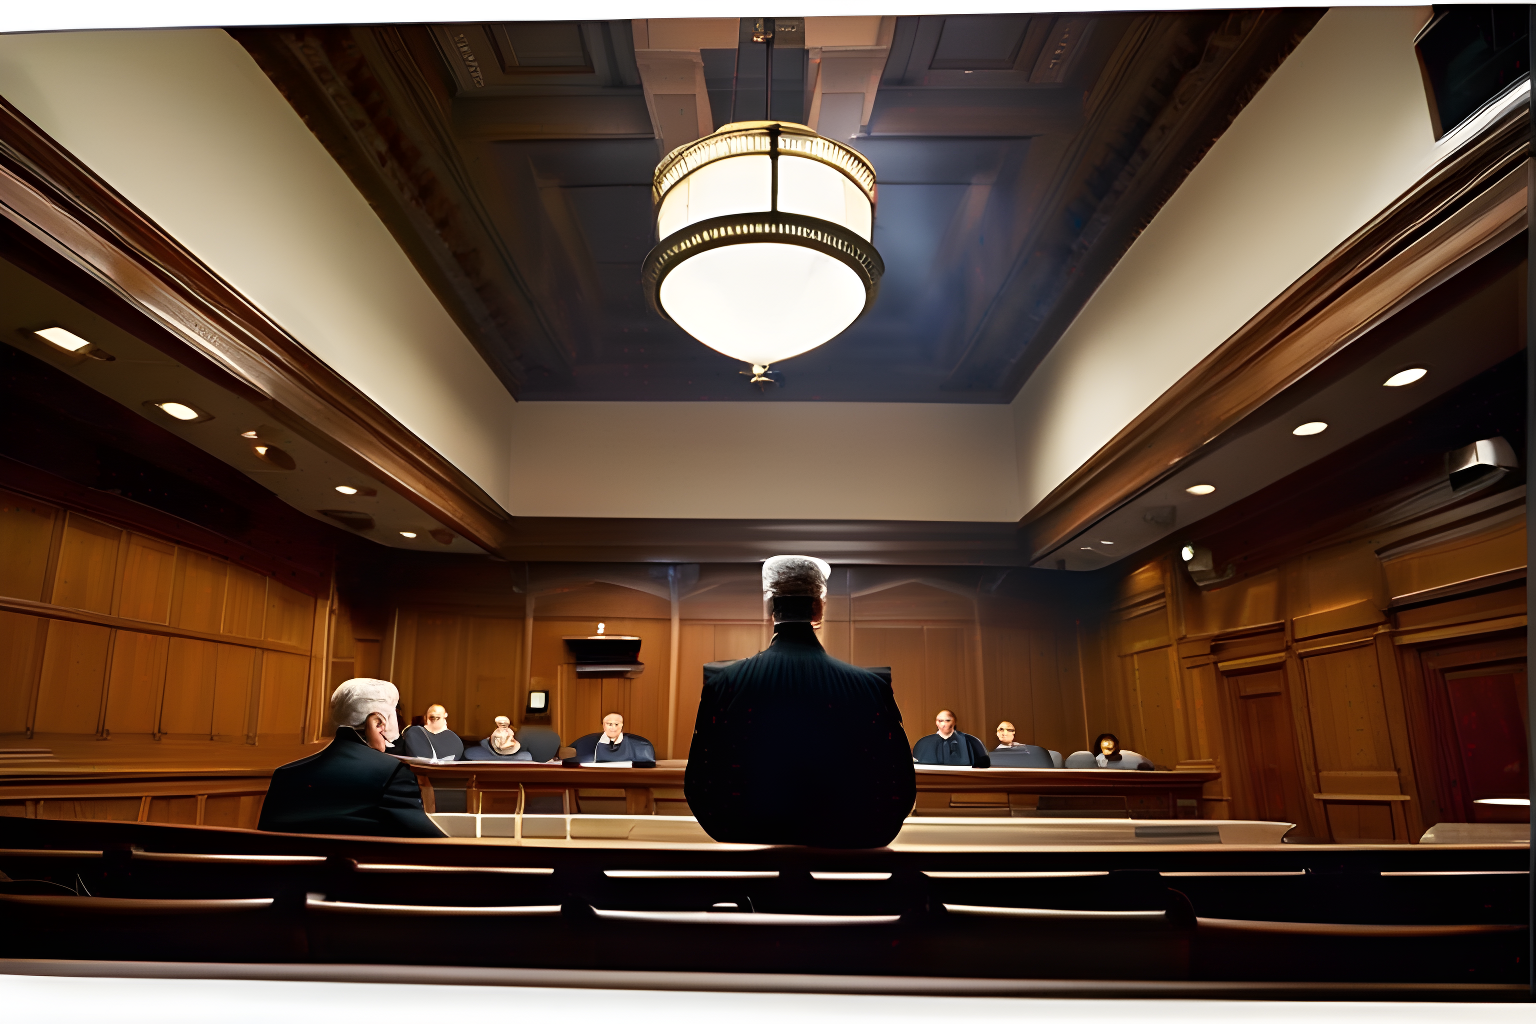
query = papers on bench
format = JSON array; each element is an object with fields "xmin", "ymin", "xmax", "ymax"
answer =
[{"xmin": 580, "ymin": 761, "xmax": 633, "ymax": 768}]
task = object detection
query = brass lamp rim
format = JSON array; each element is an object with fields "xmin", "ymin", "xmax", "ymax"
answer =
[{"xmin": 652, "ymin": 120, "xmax": 877, "ymax": 205}]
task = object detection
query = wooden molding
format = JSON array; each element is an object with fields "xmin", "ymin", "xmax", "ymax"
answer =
[
  {"xmin": 1020, "ymin": 103, "xmax": 1530, "ymax": 563},
  {"xmin": 0, "ymin": 97, "xmax": 517, "ymax": 557},
  {"xmin": 0, "ymin": 595, "xmax": 313, "ymax": 658}
]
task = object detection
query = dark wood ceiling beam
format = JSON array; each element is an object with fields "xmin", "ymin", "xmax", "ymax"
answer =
[
  {"xmin": 1019, "ymin": 103, "xmax": 1530, "ymax": 564},
  {"xmin": 0, "ymin": 96, "xmax": 520, "ymax": 557},
  {"xmin": 941, "ymin": 8, "xmax": 1324, "ymax": 396}
]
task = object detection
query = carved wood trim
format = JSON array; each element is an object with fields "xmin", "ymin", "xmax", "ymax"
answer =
[
  {"xmin": 0, "ymin": 595, "xmax": 313, "ymax": 657},
  {"xmin": 1020, "ymin": 103, "xmax": 1531, "ymax": 562},
  {"xmin": 0, "ymin": 97, "xmax": 518, "ymax": 556}
]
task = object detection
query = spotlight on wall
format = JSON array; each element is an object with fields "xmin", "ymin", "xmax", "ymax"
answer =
[
  {"xmin": 1292, "ymin": 421, "xmax": 1328, "ymax": 436},
  {"xmin": 1383, "ymin": 367, "xmax": 1427, "ymax": 387},
  {"xmin": 1179, "ymin": 543, "xmax": 1234, "ymax": 588},
  {"xmin": 1448, "ymin": 436, "xmax": 1518, "ymax": 492}
]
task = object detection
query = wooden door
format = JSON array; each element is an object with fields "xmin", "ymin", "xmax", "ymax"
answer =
[
  {"xmin": 1444, "ymin": 664, "xmax": 1528, "ymax": 822},
  {"xmin": 1230, "ymin": 667, "xmax": 1313, "ymax": 832}
]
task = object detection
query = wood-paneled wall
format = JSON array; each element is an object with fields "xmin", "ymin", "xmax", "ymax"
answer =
[
  {"xmin": 1084, "ymin": 491, "xmax": 1527, "ymax": 841},
  {"xmin": 360, "ymin": 565, "xmax": 1088, "ymax": 762},
  {"xmin": 0, "ymin": 488, "xmax": 330, "ymax": 745}
]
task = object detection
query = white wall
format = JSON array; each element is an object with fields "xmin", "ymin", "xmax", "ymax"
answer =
[
  {"xmin": 1011, "ymin": 6, "xmax": 1439, "ymax": 513},
  {"xmin": 508, "ymin": 401, "xmax": 1019, "ymax": 521},
  {"xmin": 0, "ymin": 29, "xmax": 517, "ymax": 504}
]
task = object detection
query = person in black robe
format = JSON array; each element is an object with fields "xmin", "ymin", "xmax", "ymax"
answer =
[
  {"xmin": 566, "ymin": 713, "xmax": 657, "ymax": 766},
  {"xmin": 397, "ymin": 703, "xmax": 465, "ymax": 760},
  {"xmin": 258, "ymin": 678, "xmax": 443, "ymax": 838},
  {"xmin": 685, "ymin": 555, "xmax": 915, "ymax": 849},
  {"xmin": 912, "ymin": 709, "xmax": 991, "ymax": 767},
  {"xmin": 463, "ymin": 716, "xmax": 534, "ymax": 761}
]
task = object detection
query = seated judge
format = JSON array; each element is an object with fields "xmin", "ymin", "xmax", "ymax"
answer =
[
  {"xmin": 685, "ymin": 555, "xmax": 916, "ymax": 849},
  {"xmin": 913, "ymin": 709, "xmax": 991, "ymax": 767},
  {"xmin": 397, "ymin": 703, "xmax": 465, "ymax": 761},
  {"xmin": 990, "ymin": 721, "xmax": 1062, "ymax": 768},
  {"xmin": 258, "ymin": 678, "xmax": 444, "ymax": 838},
  {"xmin": 568, "ymin": 713, "xmax": 657, "ymax": 766},
  {"xmin": 463, "ymin": 716, "xmax": 534, "ymax": 761}
]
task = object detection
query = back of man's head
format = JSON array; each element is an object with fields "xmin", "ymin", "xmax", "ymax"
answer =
[{"xmin": 762, "ymin": 556, "xmax": 831, "ymax": 623}]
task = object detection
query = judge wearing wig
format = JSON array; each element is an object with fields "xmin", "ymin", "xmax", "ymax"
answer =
[
  {"xmin": 463, "ymin": 717, "xmax": 534, "ymax": 761},
  {"xmin": 685, "ymin": 555, "xmax": 915, "ymax": 848},
  {"xmin": 258, "ymin": 678, "xmax": 444, "ymax": 838}
]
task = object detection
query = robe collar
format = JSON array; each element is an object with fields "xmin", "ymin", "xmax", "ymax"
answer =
[{"xmin": 770, "ymin": 621, "xmax": 822, "ymax": 647}]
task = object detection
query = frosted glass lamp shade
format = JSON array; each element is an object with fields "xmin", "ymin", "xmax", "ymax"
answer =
[{"xmin": 644, "ymin": 121, "xmax": 883, "ymax": 366}]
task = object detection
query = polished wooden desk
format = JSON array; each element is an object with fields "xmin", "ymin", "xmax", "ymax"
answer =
[{"xmin": 405, "ymin": 762, "xmax": 1222, "ymax": 818}]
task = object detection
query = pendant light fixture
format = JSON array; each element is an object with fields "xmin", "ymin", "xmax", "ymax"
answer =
[{"xmin": 642, "ymin": 120, "xmax": 883, "ymax": 370}]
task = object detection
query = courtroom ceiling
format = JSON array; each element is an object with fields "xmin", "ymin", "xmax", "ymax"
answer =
[{"xmin": 236, "ymin": 12, "xmax": 1320, "ymax": 403}]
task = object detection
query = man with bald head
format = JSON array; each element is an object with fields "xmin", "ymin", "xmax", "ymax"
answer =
[
  {"xmin": 398, "ymin": 703, "xmax": 465, "ymax": 761},
  {"xmin": 685, "ymin": 555, "xmax": 915, "ymax": 848},
  {"xmin": 568, "ymin": 712, "xmax": 657, "ymax": 766},
  {"xmin": 913, "ymin": 709, "xmax": 990, "ymax": 767}
]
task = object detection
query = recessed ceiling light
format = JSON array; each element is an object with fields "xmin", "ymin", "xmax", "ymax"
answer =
[
  {"xmin": 399, "ymin": 531, "xmax": 418, "ymax": 539},
  {"xmin": 1472, "ymin": 797, "xmax": 1529, "ymax": 806},
  {"xmin": 1383, "ymin": 367, "xmax": 1426, "ymax": 387},
  {"xmin": 34, "ymin": 327, "xmax": 91, "ymax": 352},
  {"xmin": 335, "ymin": 485, "xmax": 359, "ymax": 495},
  {"xmin": 1079, "ymin": 546, "xmax": 1094, "ymax": 551},
  {"xmin": 156, "ymin": 401, "xmax": 201, "ymax": 421},
  {"xmin": 1292, "ymin": 421, "xmax": 1328, "ymax": 436},
  {"xmin": 1099, "ymin": 540, "xmax": 1114, "ymax": 545},
  {"xmin": 1185, "ymin": 483, "xmax": 1216, "ymax": 496},
  {"xmin": 240, "ymin": 430, "xmax": 259, "ymax": 439}
]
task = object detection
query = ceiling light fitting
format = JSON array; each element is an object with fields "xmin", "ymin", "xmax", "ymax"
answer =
[
  {"xmin": 1185, "ymin": 484, "xmax": 1216, "ymax": 496},
  {"xmin": 642, "ymin": 121, "xmax": 883, "ymax": 371},
  {"xmin": 145, "ymin": 400, "xmax": 212, "ymax": 423},
  {"xmin": 34, "ymin": 327, "xmax": 88, "ymax": 352},
  {"xmin": 1292, "ymin": 421, "xmax": 1328, "ymax": 436},
  {"xmin": 1383, "ymin": 367, "xmax": 1427, "ymax": 387},
  {"xmin": 399, "ymin": 531, "xmax": 418, "ymax": 539}
]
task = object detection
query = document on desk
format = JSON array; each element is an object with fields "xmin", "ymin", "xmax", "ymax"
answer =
[
  {"xmin": 913, "ymin": 764, "xmax": 975, "ymax": 770},
  {"xmin": 581, "ymin": 761, "xmax": 633, "ymax": 768}
]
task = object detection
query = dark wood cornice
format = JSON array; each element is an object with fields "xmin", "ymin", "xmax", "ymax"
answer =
[
  {"xmin": 942, "ymin": 8, "xmax": 1326, "ymax": 396},
  {"xmin": 231, "ymin": 26, "xmax": 575, "ymax": 395},
  {"xmin": 1020, "ymin": 101, "xmax": 1530, "ymax": 563},
  {"xmin": 0, "ymin": 96, "xmax": 518, "ymax": 557}
]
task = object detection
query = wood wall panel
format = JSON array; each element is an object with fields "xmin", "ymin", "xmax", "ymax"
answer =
[
  {"xmin": 0, "ymin": 492, "xmax": 57, "ymax": 601},
  {"xmin": 257, "ymin": 651, "xmax": 310, "ymax": 742},
  {"xmin": 1381, "ymin": 512, "xmax": 1525, "ymax": 601},
  {"xmin": 463, "ymin": 617, "xmax": 520, "ymax": 737},
  {"xmin": 1302, "ymin": 645, "xmax": 1397, "ymax": 773},
  {"xmin": 265, "ymin": 581, "xmax": 314, "ymax": 647},
  {"xmin": 52, "ymin": 514, "xmax": 120, "ymax": 612},
  {"xmin": 159, "ymin": 637, "xmax": 220, "ymax": 736},
  {"xmin": 0, "ymin": 610, "xmax": 44, "ymax": 733},
  {"xmin": 117, "ymin": 534, "xmax": 176, "ymax": 623},
  {"xmin": 32, "ymin": 620, "xmax": 111, "ymax": 733},
  {"xmin": 1130, "ymin": 647, "xmax": 1182, "ymax": 768},
  {"xmin": 223, "ymin": 566, "xmax": 268, "ymax": 639},
  {"xmin": 103, "ymin": 630, "xmax": 169, "ymax": 736},
  {"xmin": 171, "ymin": 551, "xmax": 228, "ymax": 632},
  {"xmin": 211, "ymin": 644, "xmax": 257, "ymax": 740}
]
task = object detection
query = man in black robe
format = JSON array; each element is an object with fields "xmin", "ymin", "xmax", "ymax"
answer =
[
  {"xmin": 912, "ymin": 709, "xmax": 991, "ymax": 767},
  {"xmin": 567, "ymin": 713, "xmax": 657, "ymax": 766},
  {"xmin": 685, "ymin": 555, "xmax": 915, "ymax": 848},
  {"xmin": 259, "ymin": 678, "xmax": 444, "ymax": 838},
  {"xmin": 397, "ymin": 703, "xmax": 465, "ymax": 761}
]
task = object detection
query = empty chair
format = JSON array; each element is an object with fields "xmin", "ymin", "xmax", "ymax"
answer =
[{"xmin": 988, "ymin": 745, "xmax": 1056, "ymax": 769}]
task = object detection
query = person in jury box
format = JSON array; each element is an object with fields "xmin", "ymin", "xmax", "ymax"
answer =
[
  {"xmin": 685, "ymin": 555, "xmax": 915, "ymax": 848},
  {"xmin": 397, "ymin": 703, "xmax": 465, "ymax": 761},
  {"xmin": 463, "ymin": 716, "xmax": 534, "ymax": 761},
  {"xmin": 258, "ymin": 678, "xmax": 444, "ymax": 838}
]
